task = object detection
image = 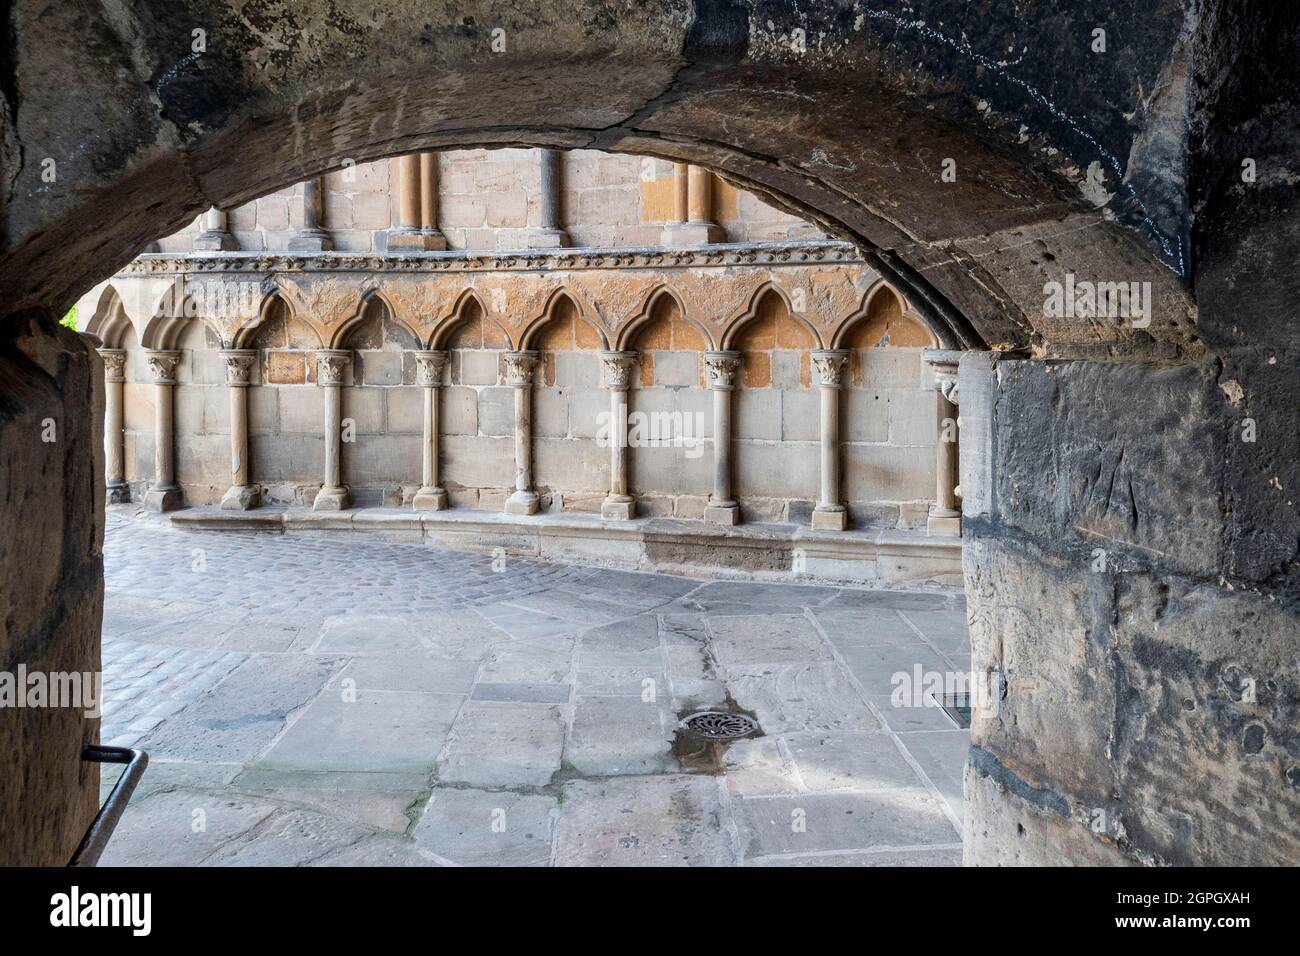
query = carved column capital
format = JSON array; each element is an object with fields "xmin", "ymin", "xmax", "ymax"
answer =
[
  {"xmin": 703, "ymin": 350, "xmax": 742, "ymax": 390},
  {"xmin": 99, "ymin": 348, "xmax": 127, "ymax": 383},
  {"xmin": 599, "ymin": 350, "xmax": 638, "ymax": 390},
  {"xmin": 412, "ymin": 350, "xmax": 449, "ymax": 387},
  {"xmin": 144, "ymin": 349, "xmax": 182, "ymax": 385},
  {"xmin": 810, "ymin": 349, "xmax": 851, "ymax": 388},
  {"xmin": 923, "ymin": 348, "xmax": 962, "ymax": 405},
  {"xmin": 315, "ymin": 349, "xmax": 352, "ymax": 386},
  {"xmin": 503, "ymin": 350, "xmax": 539, "ymax": 387},
  {"xmin": 220, "ymin": 349, "xmax": 257, "ymax": 386}
]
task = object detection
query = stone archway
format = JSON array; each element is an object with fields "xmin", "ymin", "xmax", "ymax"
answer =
[{"xmin": 2, "ymin": 1, "xmax": 1296, "ymax": 867}]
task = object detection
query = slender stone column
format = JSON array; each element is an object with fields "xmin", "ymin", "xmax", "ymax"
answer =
[
  {"xmin": 193, "ymin": 206, "xmax": 238, "ymax": 251},
  {"xmin": 288, "ymin": 176, "xmax": 333, "ymax": 252},
  {"xmin": 924, "ymin": 349, "xmax": 963, "ymax": 536},
  {"xmin": 672, "ymin": 162, "xmax": 690, "ymax": 223},
  {"xmin": 526, "ymin": 149, "xmax": 570, "ymax": 248},
  {"xmin": 663, "ymin": 165, "xmax": 725, "ymax": 244},
  {"xmin": 703, "ymin": 350, "xmax": 742, "ymax": 525},
  {"xmin": 412, "ymin": 350, "xmax": 450, "ymax": 511},
  {"xmin": 142, "ymin": 350, "xmax": 183, "ymax": 512},
  {"xmin": 418, "ymin": 153, "xmax": 448, "ymax": 249},
  {"xmin": 99, "ymin": 349, "xmax": 129, "ymax": 504},
  {"xmin": 219, "ymin": 350, "xmax": 260, "ymax": 510},
  {"xmin": 313, "ymin": 350, "xmax": 352, "ymax": 511},
  {"xmin": 503, "ymin": 351, "xmax": 541, "ymax": 515},
  {"xmin": 599, "ymin": 351, "xmax": 638, "ymax": 520},
  {"xmin": 811, "ymin": 349, "xmax": 851, "ymax": 531}
]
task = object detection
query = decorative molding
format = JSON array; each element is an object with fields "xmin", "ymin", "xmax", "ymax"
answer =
[
  {"xmin": 144, "ymin": 349, "xmax": 182, "ymax": 384},
  {"xmin": 503, "ymin": 350, "xmax": 539, "ymax": 387},
  {"xmin": 119, "ymin": 240, "xmax": 863, "ymax": 278},
  {"xmin": 99, "ymin": 349, "xmax": 127, "ymax": 383},
  {"xmin": 413, "ymin": 350, "xmax": 450, "ymax": 387},
  {"xmin": 221, "ymin": 349, "xmax": 257, "ymax": 386},
  {"xmin": 703, "ymin": 350, "xmax": 742, "ymax": 390},
  {"xmin": 599, "ymin": 351, "xmax": 638, "ymax": 389},
  {"xmin": 315, "ymin": 349, "xmax": 351, "ymax": 386},
  {"xmin": 810, "ymin": 349, "xmax": 850, "ymax": 388}
]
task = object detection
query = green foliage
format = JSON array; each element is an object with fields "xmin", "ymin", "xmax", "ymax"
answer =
[{"xmin": 60, "ymin": 305, "xmax": 78, "ymax": 330}]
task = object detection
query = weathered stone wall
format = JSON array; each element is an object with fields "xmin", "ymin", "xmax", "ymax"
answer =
[
  {"xmin": 156, "ymin": 149, "xmax": 818, "ymax": 254},
  {"xmin": 0, "ymin": 318, "xmax": 102, "ymax": 866},
  {"xmin": 92, "ymin": 247, "xmax": 944, "ymax": 524}
]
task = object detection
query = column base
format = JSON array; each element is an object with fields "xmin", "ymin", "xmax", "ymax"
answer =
[
  {"xmin": 107, "ymin": 481, "xmax": 130, "ymax": 505},
  {"xmin": 811, "ymin": 507, "xmax": 848, "ymax": 531},
  {"xmin": 193, "ymin": 231, "xmax": 238, "ymax": 251},
  {"xmin": 412, "ymin": 487, "xmax": 449, "ymax": 511},
  {"xmin": 704, "ymin": 503, "xmax": 740, "ymax": 526},
  {"xmin": 523, "ymin": 228, "xmax": 570, "ymax": 249},
  {"xmin": 386, "ymin": 230, "xmax": 446, "ymax": 252},
  {"xmin": 927, "ymin": 508, "xmax": 962, "ymax": 537},
  {"xmin": 143, "ymin": 486, "xmax": 183, "ymax": 512},
  {"xmin": 287, "ymin": 231, "xmax": 334, "ymax": 252},
  {"xmin": 313, "ymin": 486, "xmax": 352, "ymax": 511},
  {"xmin": 661, "ymin": 221, "xmax": 726, "ymax": 245},
  {"xmin": 220, "ymin": 484, "xmax": 261, "ymax": 511},
  {"xmin": 600, "ymin": 497, "xmax": 635, "ymax": 520},
  {"xmin": 504, "ymin": 490, "xmax": 540, "ymax": 516}
]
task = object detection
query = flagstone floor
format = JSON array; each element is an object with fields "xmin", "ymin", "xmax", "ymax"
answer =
[{"xmin": 97, "ymin": 506, "xmax": 970, "ymax": 867}]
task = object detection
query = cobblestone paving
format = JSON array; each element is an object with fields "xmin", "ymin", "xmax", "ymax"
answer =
[{"xmin": 99, "ymin": 507, "xmax": 971, "ymax": 867}]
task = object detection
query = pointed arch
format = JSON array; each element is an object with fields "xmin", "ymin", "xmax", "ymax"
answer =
[
  {"xmin": 84, "ymin": 284, "xmax": 133, "ymax": 348},
  {"xmin": 721, "ymin": 281, "xmax": 823, "ymax": 350},
  {"xmin": 830, "ymin": 280, "xmax": 940, "ymax": 349},
  {"xmin": 237, "ymin": 291, "xmax": 323, "ymax": 349},
  {"xmin": 329, "ymin": 286, "xmax": 419, "ymax": 349},
  {"xmin": 430, "ymin": 287, "xmax": 513, "ymax": 349},
  {"xmin": 519, "ymin": 286, "xmax": 609, "ymax": 350},
  {"xmin": 615, "ymin": 285, "xmax": 717, "ymax": 350}
]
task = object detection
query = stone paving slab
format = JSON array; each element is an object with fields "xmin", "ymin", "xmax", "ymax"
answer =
[
  {"xmin": 253, "ymin": 689, "xmax": 463, "ymax": 775},
  {"xmin": 202, "ymin": 807, "xmax": 375, "ymax": 867},
  {"xmin": 709, "ymin": 614, "xmax": 836, "ymax": 666},
  {"xmin": 553, "ymin": 776, "xmax": 736, "ymax": 866},
  {"xmin": 745, "ymin": 846, "xmax": 964, "ymax": 867},
  {"xmin": 138, "ymin": 654, "xmax": 341, "ymax": 762},
  {"xmin": 565, "ymin": 695, "xmax": 676, "ymax": 776},
  {"xmin": 812, "ymin": 607, "xmax": 924, "ymax": 647},
  {"xmin": 438, "ymin": 702, "xmax": 566, "ymax": 787},
  {"xmin": 723, "ymin": 663, "xmax": 882, "ymax": 734},
  {"xmin": 99, "ymin": 788, "xmax": 281, "ymax": 866},
  {"xmin": 99, "ymin": 510, "xmax": 970, "ymax": 867},
  {"xmin": 733, "ymin": 791, "xmax": 960, "ymax": 857},
  {"xmin": 413, "ymin": 789, "xmax": 557, "ymax": 866}
]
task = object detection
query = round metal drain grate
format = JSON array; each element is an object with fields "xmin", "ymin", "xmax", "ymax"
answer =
[{"xmin": 684, "ymin": 711, "xmax": 758, "ymax": 740}]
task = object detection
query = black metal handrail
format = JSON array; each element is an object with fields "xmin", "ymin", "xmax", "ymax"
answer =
[{"xmin": 68, "ymin": 745, "xmax": 149, "ymax": 867}]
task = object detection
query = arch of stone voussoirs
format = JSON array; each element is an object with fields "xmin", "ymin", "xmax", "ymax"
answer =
[
  {"xmin": 518, "ymin": 287, "xmax": 611, "ymax": 350},
  {"xmin": 614, "ymin": 285, "xmax": 718, "ymax": 352},
  {"xmin": 719, "ymin": 281, "xmax": 824, "ymax": 350},
  {"xmin": 0, "ymin": 0, "xmax": 1201, "ymax": 363}
]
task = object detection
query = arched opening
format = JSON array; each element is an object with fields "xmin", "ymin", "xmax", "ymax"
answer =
[
  {"xmin": 626, "ymin": 292, "xmax": 712, "ymax": 517},
  {"xmin": 440, "ymin": 294, "xmax": 514, "ymax": 509},
  {"xmin": 524, "ymin": 292, "xmax": 607, "ymax": 512},
  {"xmin": 3, "ymin": 4, "xmax": 1293, "ymax": 873},
  {"xmin": 729, "ymin": 288, "xmax": 820, "ymax": 524},
  {"xmin": 335, "ymin": 295, "xmax": 422, "ymax": 506}
]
